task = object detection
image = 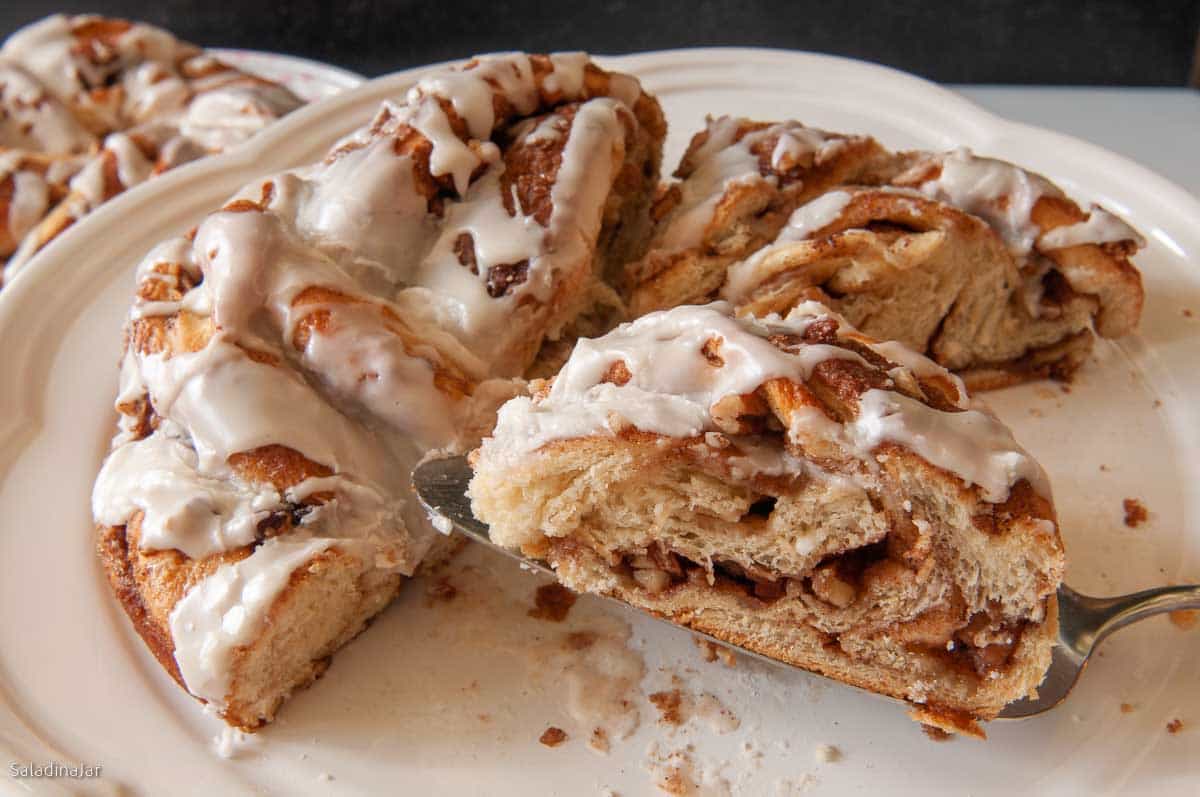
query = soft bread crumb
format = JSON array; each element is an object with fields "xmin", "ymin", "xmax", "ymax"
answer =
[{"xmin": 813, "ymin": 744, "xmax": 841, "ymax": 763}]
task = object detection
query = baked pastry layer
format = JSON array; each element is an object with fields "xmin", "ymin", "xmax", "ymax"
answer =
[
  {"xmin": 0, "ymin": 14, "xmax": 303, "ymax": 280},
  {"xmin": 470, "ymin": 302, "xmax": 1064, "ymax": 728},
  {"xmin": 624, "ymin": 118, "xmax": 1144, "ymax": 389},
  {"xmin": 92, "ymin": 52, "xmax": 664, "ymax": 729}
]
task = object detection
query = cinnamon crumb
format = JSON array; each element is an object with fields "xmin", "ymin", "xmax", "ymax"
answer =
[
  {"xmin": 539, "ymin": 726, "xmax": 568, "ymax": 747},
  {"xmin": 1120, "ymin": 703, "xmax": 1135, "ymax": 714},
  {"xmin": 649, "ymin": 689, "xmax": 685, "ymax": 726},
  {"xmin": 1170, "ymin": 610, "xmax": 1199, "ymax": 630},
  {"xmin": 694, "ymin": 637, "xmax": 736, "ymax": 667},
  {"xmin": 1183, "ymin": 309, "xmax": 1194, "ymax": 318},
  {"xmin": 1123, "ymin": 498, "xmax": 1148, "ymax": 528},
  {"xmin": 921, "ymin": 724, "xmax": 953, "ymax": 741},
  {"xmin": 1099, "ymin": 464, "xmax": 1110, "ymax": 472},
  {"xmin": 564, "ymin": 631, "xmax": 597, "ymax": 650},
  {"xmin": 658, "ymin": 767, "xmax": 690, "ymax": 796},
  {"xmin": 424, "ymin": 577, "xmax": 457, "ymax": 605},
  {"xmin": 695, "ymin": 637, "xmax": 719, "ymax": 663},
  {"xmin": 1167, "ymin": 718, "xmax": 1184, "ymax": 734},
  {"xmin": 1152, "ymin": 399, "xmax": 1163, "ymax": 409},
  {"xmin": 528, "ymin": 583, "xmax": 577, "ymax": 622},
  {"xmin": 1061, "ymin": 385, "xmax": 1072, "ymax": 394},
  {"xmin": 478, "ymin": 713, "xmax": 492, "ymax": 723},
  {"xmin": 589, "ymin": 727, "xmax": 610, "ymax": 753}
]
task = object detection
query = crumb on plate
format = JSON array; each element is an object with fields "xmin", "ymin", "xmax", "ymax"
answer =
[
  {"xmin": 529, "ymin": 583, "xmax": 577, "ymax": 622},
  {"xmin": 1123, "ymin": 498, "xmax": 1148, "ymax": 528},
  {"xmin": 539, "ymin": 726, "xmax": 568, "ymax": 747},
  {"xmin": 814, "ymin": 744, "xmax": 841, "ymax": 763},
  {"xmin": 1169, "ymin": 610, "xmax": 1198, "ymax": 631}
]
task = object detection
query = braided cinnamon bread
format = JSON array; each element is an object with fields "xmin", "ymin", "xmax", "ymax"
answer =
[
  {"xmin": 624, "ymin": 116, "xmax": 890, "ymax": 314},
  {"xmin": 470, "ymin": 302, "xmax": 1064, "ymax": 732},
  {"xmin": 625, "ymin": 118, "xmax": 1144, "ymax": 389},
  {"xmin": 0, "ymin": 14, "xmax": 303, "ymax": 279},
  {"xmin": 92, "ymin": 52, "xmax": 665, "ymax": 729}
]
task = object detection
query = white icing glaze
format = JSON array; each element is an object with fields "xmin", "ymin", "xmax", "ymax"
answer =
[
  {"xmin": 409, "ymin": 97, "xmax": 625, "ymax": 363},
  {"xmin": 867, "ymin": 339, "xmax": 969, "ymax": 409},
  {"xmin": 0, "ymin": 61, "xmax": 93, "ymax": 153},
  {"xmin": 654, "ymin": 117, "xmax": 762, "ymax": 252},
  {"xmin": 295, "ymin": 125, "xmax": 434, "ymax": 281},
  {"xmin": 720, "ymin": 190, "xmax": 853, "ymax": 302},
  {"xmin": 545, "ymin": 52, "xmax": 589, "ymax": 98},
  {"xmin": 775, "ymin": 190, "xmax": 853, "ymax": 243},
  {"xmin": 655, "ymin": 118, "xmax": 848, "ymax": 253},
  {"xmin": 168, "ymin": 536, "xmax": 336, "ymax": 704},
  {"xmin": 484, "ymin": 302, "xmax": 859, "ymax": 455},
  {"xmin": 1038, "ymin": 206, "xmax": 1144, "ymax": 249},
  {"xmin": 297, "ymin": 300, "xmax": 462, "ymax": 445},
  {"xmin": 1, "ymin": 14, "xmax": 192, "ymax": 129},
  {"xmin": 7, "ymin": 168, "xmax": 50, "ymax": 241},
  {"xmin": 906, "ymin": 148, "xmax": 1061, "ymax": 256},
  {"xmin": 846, "ymin": 390, "xmax": 1048, "ymax": 502},
  {"xmin": 483, "ymin": 301, "xmax": 1044, "ymax": 503},
  {"xmin": 137, "ymin": 335, "xmax": 397, "ymax": 478},
  {"xmin": 180, "ymin": 84, "xmax": 298, "ymax": 151},
  {"xmin": 123, "ymin": 61, "xmax": 191, "ymax": 123},
  {"xmin": 92, "ymin": 429, "xmax": 283, "ymax": 559}
]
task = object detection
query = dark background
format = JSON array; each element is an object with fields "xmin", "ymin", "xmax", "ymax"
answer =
[{"xmin": 3, "ymin": 0, "xmax": 1199, "ymax": 86}]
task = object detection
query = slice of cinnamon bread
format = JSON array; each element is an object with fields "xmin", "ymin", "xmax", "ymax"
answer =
[
  {"xmin": 470, "ymin": 301, "xmax": 1064, "ymax": 733},
  {"xmin": 93, "ymin": 52, "xmax": 665, "ymax": 729}
]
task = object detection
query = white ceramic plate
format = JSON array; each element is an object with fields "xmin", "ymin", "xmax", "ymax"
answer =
[{"xmin": 1, "ymin": 49, "xmax": 1197, "ymax": 796}]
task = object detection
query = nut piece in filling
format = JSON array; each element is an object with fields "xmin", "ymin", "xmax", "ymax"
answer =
[{"xmin": 470, "ymin": 301, "xmax": 1065, "ymax": 733}]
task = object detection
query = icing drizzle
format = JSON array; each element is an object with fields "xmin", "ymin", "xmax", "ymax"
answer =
[
  {"xmin": 483, "ymin": 302, "xmax": 1047, "ymax": 503},
  {"xmin": 654, "ymin": 117, "xmax": 848, "ymax": 253}
]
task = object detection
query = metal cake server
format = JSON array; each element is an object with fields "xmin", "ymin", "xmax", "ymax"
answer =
[{"xmin": 413, "ymin": 455, "xmax": 1200, "ymax": 720}]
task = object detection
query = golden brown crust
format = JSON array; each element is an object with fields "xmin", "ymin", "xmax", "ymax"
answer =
[{"xmin": 96, "ymin": 522, "xmax": 186, "ymax": 689}]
